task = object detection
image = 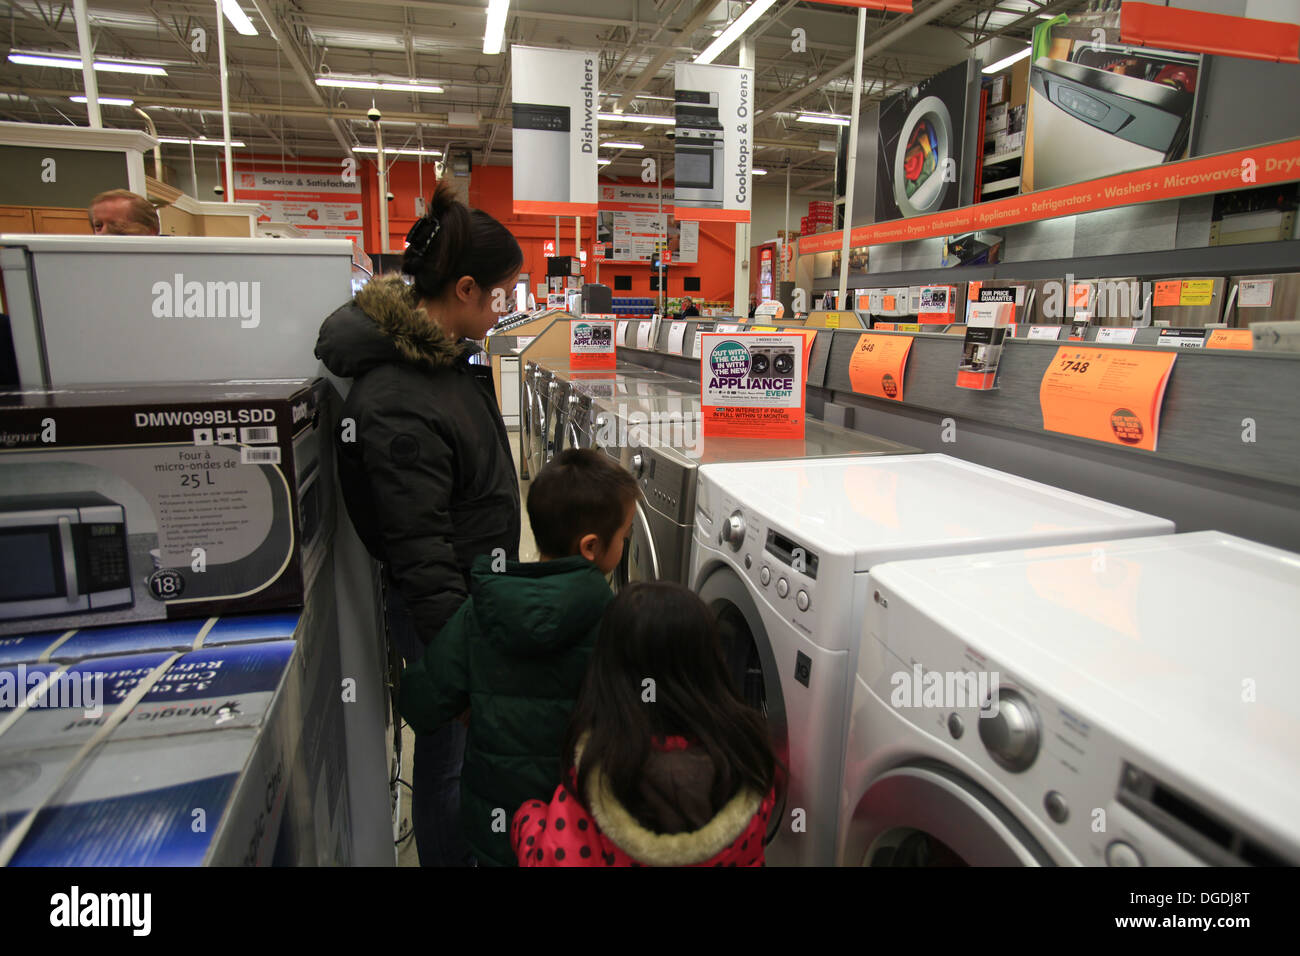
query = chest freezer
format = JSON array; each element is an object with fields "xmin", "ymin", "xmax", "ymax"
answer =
[{"xmin": 0, "ymin": 235, "xmax": 353, "ymax": 387}]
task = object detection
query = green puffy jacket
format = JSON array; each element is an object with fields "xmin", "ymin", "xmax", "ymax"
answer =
[{"xmin": 399, "ymin": 553, "xmax": 613, "ymax": 866}]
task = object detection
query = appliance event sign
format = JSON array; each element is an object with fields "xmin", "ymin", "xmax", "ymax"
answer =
[{"xmin": 700, "ymin": 332, "xmax": 805, "ymax": 439}]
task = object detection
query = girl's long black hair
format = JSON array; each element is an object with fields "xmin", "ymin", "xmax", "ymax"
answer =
[{"xmin": 564, "ymin": 582, "xmax": 780, "ymax": 815}]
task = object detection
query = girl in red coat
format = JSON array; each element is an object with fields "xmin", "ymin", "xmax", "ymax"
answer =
[{"xmin": 512, "ymin": 582, "xmax": 781, "ymax": 867}]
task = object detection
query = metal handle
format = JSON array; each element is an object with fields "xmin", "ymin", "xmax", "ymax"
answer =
[{"xmin": 57, "ymin": 516, "xmax": 79, "ymax": 601}]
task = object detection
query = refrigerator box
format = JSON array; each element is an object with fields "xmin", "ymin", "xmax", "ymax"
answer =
[
  {"xmin": 0, "ymin": 236, "xmax": 353, "ymax": 389},
  {"xmin": 0, "ymin": 641, "xmax": 299, "ymax": 865},
  {"xmin": 0, "ymin": 380, "xmax": 335, "ymax": 636}
]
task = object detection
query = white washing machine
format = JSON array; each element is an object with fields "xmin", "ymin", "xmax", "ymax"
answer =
[
  {"xmin": 688, "ymin": 454, "xmax": 1174, "ymax": 867},
  {"xmin": 839, "ymin": 531, "xmax": 1300, "ymax": 867}
]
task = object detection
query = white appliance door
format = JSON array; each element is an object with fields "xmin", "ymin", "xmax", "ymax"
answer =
[{"xmin": 847, "ymin": 763, "xmax": 1055, "ymax": 866}]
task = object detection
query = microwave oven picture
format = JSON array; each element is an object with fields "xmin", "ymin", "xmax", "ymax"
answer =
[{"xmin": 0, "ymin": 491, "xmax": 134, "ymax": 621}]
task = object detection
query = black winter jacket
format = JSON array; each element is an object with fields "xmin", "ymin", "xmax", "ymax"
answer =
[{"xmin": 315, "ymin": 275, "xmax": 521, "ymax": 645}]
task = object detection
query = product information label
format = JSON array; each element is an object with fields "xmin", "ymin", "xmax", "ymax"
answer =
[
  {"xmin": 701, "ymin": 333, "xmax": 805, "ymax": 438},
  {"xmin": 1039, "ymin": 347, "xmax": 1177, "ymax": 451},
  {"xmin": 636, "ymin": 320, "xmax": 654, "ymax": 349},
  {"xmin": 667, "ymin": 321, "xmax": 688, "ymax": 355},
  {"xmin": 1237, "ymin": 279, "xmax": 1274, "ymax": 308},
  {"xmin": 1028, "ymin": 325, "xmax": 1063, "ymax": 340},
  {"xmin": 1206, "ymin": 329, "xmax": 1253, "ymax": 350},
  {"xmin": 1095, "ymin": 327, "xmax": 1138, "ymax": 344},
  {"xmin": 848, "ymin": 333, "xmax": 913, "ymax": 401}
]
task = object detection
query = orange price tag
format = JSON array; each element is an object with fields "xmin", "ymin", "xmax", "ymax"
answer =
[
  {"xmin": 1039, "ymin": 347, "xmax": 1177, "ymax": 451},
  {"xmin": 1207, "ymin": 329, "xmax": 1252, "ymax": 350},
  {"xmin": 1153, "ymin": 280, "xmax": 1181, "ymax": 307},
  {"xmin": 848, "ymin": 333, "xmax": 913, "ymax": 401},
  {"xmin": 1069, "ymin": 284, "xmax": 1091, "ymax": 309},
  {"xmin": 967, "ymin": 281, "xmax": 983, "ymax": 301},
  {"xmin": 883, "ymin": 295, "xmax": 896, "ymax": 311},
  {"xmin": 874, "ymin": 322, "xmax": 897, "ymax": 331}
]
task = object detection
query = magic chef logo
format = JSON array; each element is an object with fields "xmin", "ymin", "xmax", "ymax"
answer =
[{"xmin": 151, "ymin": 274, "xmax": 262, "ymax": 329}]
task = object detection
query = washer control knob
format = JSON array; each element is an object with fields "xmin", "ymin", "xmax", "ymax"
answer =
[
  {"xmin": 1044, "ymin": 791, "xmax": 1069, "ymax": 824},
  {"xmin": 1105, "ymin": 841, "xmax": 1144, "ymax": 867},
  {"xmin": 759, "ymin": 567, "xmax": 771, "ymax": 586},
  {"xmin": 978, "ymin": 688, "xmax": 1040, "ymax": 772},
  {"xmin": 947, "ymin": 713, "xmax": 964, "ymax": 740},
  {"xmin": 796, "ymin": 589, "xmax": 810, "ymax": 611},
  {"xmin": 720, "ymin": 511, "xmax": 745, "ymax": 550},
  {"xmin": 776, "ymin": 578, "xmax": 789, "ymax": 598}
]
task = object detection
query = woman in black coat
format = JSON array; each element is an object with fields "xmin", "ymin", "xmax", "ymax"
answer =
[{"xmin": 316, "ymin": 180, "xmax": 523, "ymax": 866}]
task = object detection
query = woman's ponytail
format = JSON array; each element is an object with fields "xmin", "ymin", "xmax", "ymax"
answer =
[{"xmin": 401, "ymin": 179, "xmax": 522, "ymax": 302}]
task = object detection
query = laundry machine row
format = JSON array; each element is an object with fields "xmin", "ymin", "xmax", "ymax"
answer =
[
  {"xmin": 688, "ymin": 454, "xmax": 1176, "ymax": 867},
  {"xmin": 839, "ymin": 531, "xmax": 1300, "ymax": 868}
]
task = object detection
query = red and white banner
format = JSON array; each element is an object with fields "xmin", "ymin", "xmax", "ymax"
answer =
[{"xmin": 232, "ymin": 163, "xmax": 364, "ymax": 247}]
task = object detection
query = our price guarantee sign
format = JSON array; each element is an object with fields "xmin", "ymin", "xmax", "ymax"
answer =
[{"xmin": 700, "ymin": 332, "xmax": 806, "ymax": 439}]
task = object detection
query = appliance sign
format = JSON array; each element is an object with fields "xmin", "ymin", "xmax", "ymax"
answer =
[
  {"xmin": 701, "ymin": 332, "xmax": 806, "ymax": 439},
  {"xmin": 511, "ymin": 45, "xmax": 600, "ymax": 216},
  {"xmin": 673, "ymin": 62, "xmax": 754, "ymax": 224}
]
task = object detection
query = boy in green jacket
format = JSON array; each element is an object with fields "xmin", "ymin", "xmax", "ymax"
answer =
[{"xmin": 399, "ymin": 448, "xmax": 639, "ymax": 866}]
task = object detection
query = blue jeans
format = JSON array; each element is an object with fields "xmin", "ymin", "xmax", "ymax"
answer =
[{"xmin": 385, "ymin": 580, "xmax": 475, "ymax": 867}]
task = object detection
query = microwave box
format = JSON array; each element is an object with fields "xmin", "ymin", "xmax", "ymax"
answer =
[{"xmin": 0, "ymin": 380, "xmax": 334, "ymax": 637}]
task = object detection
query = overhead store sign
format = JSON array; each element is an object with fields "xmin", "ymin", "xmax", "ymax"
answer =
[
  {"xmin": 511, "ymin": 45, "xmax": 599, "ymax": 216},
  {"xmin": 800, "ymin": 138, "xmax": 1300, "ymax": 252},
  {"xmin": 232, "ymin": 163, "xmax": 363, "ymax": 247},
  {"xmin": 673, "ymin": 62, "xmax": 754, "ymax": 224},
  {"xmin": 808, "ymin": 1, "xmax": 913, "ymax": 9},
  {"xmin": 1120, "ymin": 2, "xmax": 1300, "ymax": 64}
]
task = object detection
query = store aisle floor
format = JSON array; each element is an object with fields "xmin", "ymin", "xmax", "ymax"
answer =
[{"xmin": 396, "ymin": 429, "xmax": 535, "ymax": 866}]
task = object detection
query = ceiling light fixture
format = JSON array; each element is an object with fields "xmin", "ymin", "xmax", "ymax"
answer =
[
  {"xmin": 795, "ymin": 111, "xmax": 850, "ymax": 127},
  {"xmin": 70, "ymin": 95, "xmax": 134, "ymax": 106},
  {"xmin": 982, "ymin": 45, "xmax": 1032, "ymax": 74},
  {"xmin": 599, "ymin": 140, "xmax": 645, "ymax": 149},
  {"xmin": 597, "ymin": 158, "xmax": 612, "ymax": 166},
  {"xmin": 221, "ymin": 0, "xmax": 258, "ymax": 37},
  {"xmin": 695, "ymin": 0, "xmax": 777, "ymax": 65},
  {"xmin": 596, "ymin": 112, "xmax": 674, "ymax": 126},
  {"xmin": 352, "ymin": 146, "xmax": 444, "ymax": 157},
  {"xmin": 158, "ymin": 137, "xmax": 246, "ymax": 147},
  {"xmin": 8, "ymin": 52, "xmax": 168, "ymax": 75},
  {"xmin": 484, "ymin": 0, "xmax": 510, "ymax": 55},
  {"xmin": 752, "ymin": 168, "xmax": 767, "ymax": 175},
  {"xmin": 315, "ymin": 76, "xmax": 444, "ymax": 94}
]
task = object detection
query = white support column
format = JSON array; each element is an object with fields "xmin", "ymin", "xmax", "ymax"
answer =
[
  {"xmin": 216, "ymin": 1, "xmax": 235, "ymax": 199},
  {"xmin": 376, "ymin": 122, "xmax": 389, "ymax": 253},
  {"xmin": 837, "ymin": 9, "xmax": 867, "ymax": 309},
  {"xmin": 72, "ymin": 0, "xmax": 101, "ymax": 129}
]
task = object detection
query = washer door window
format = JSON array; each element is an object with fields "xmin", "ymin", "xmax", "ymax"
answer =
[
  {"xmin": 847, "ymin": 761, "xmax": 1055, "ymax": 867},
  {"xmin": 613, "ymin": 499, "xmax": 660, "ymax": 594}
]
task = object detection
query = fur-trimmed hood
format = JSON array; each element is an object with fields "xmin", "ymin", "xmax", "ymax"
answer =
[{"xmin": 315, "ymin": 273, "xmax": 472, "ymax": 378}]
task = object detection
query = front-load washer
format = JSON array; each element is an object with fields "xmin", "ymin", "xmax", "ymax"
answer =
[
  {"xmin": 839, "ymin": 531, "xmax": 1300, "ymax": 867},
  {"xmin": 545, "ymin": 367, "xmax": 698, "ymax": 464},
  {"xmin": 618, "ymin": 422, "xmax": 917, "ymax": 592},
  {"xmin": 688, "ymin": 454, "xmax": 1174, "ymax": 867}
]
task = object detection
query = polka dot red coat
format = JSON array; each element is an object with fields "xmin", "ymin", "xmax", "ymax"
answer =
[{"xmin": 511, "ymin": 741, "xmax": 776, "ymax": 868}]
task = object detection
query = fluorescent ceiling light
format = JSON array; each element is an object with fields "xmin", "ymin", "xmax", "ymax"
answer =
[
  {"xmin": 983, "ymin": 46, "xmax": 1032, "ymax": 74},
  {"xmin": 695, "ymin": 0, "xmax": 777, "ymax": 65},
  {"xmin": 597, "ymin": 112, "xmax": 674, "ymax": 126},
  {"xmin": 8, "ymin": 52, "xmax": 167, "ymax": 76},
  {"xmin": 352, "ymin": 146, "xmax": 443, "ymax": 157},
  {"xmin": 158, "ymin": 137, "xmax": 246, "ymax": 147},
  {"xmin": 796, "ymin": 111, "xmax": 850, "ymax": 127},
  {"xmin": 597, "ymin": 158, "xmax": 612, "ymax": 166},
  {"xmin": 752, "ymin": 168, "xmax": 767, "ymax": 176},
  {"xmin": 600, "ymin": 141, "xmax": 645, "ymax": 150},
  {"xmin": 221, "ymin": 0, "xmax": 258, "ymax": 37},
  {"xmin": 71, "ymin": 94, "xmax": 134, "ymax": 106},
  {"xmin": 316, "ymin": 76, "xmax": 444, "ymax": 94},
  {"xmin": 484, "ymin": 0, "xmax": 509, "ymax": 55}
]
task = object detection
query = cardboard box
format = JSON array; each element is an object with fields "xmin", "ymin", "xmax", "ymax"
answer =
[
  {"xmin": 984, "ymin": 102, "xmax": 1009, "ymax": 135},
  {"xmin": 0, "ymin": 554, "xmax": 353, "ymax": 865},
  {"xmin": 0, "ymin": 380, "xmax": 335, "ymax": 636},
  {"xmin": 986, "ymin": 75, "xmax": 1008, "ymax": 106}
]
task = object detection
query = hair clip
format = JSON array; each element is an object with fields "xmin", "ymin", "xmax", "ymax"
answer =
[{"xmin": 405, "ymin": 213, "xmax": 440, "ymax": 258}]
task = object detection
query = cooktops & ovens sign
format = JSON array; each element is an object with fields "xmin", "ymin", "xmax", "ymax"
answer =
[
  {"xmin": 700, "ymin": 332, "xmax": 805, "ymax": 439},
  {"xmin": 673, "ymin": 62, "xmax": 754, "ymax": 224},
  {"xmin": 511, "ymin": 45, "xmax": 599, "ymax": 216},
  {"xmin": 569, "ymin": 320, "xmax": 616, "ymax": 370}
]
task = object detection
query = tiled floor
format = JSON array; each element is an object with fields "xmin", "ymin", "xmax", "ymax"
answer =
[{"xmin": 396, "ymin": 429, "xmax": 534, "ymax": 866}]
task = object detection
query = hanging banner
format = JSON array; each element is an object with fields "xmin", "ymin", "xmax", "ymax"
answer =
[
  {"xmin": 511, "ymin": 45, "xmax": 599, "ymax": 216},
  {"xmin": 701, "ymin": 332, "xmax": 805, "ymax": 438},
  {"xmin": 809, "ymin": 1, "xmax": 912, "ymax": 9},
  {"xmin": 673, "ymin": 62, "xmax": 754, "ymax": 224}
]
